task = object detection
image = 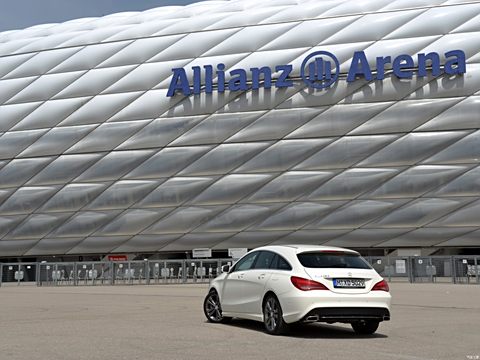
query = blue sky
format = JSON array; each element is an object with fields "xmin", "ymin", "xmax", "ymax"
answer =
[{"xmin": 0, "ymin": 0, "xmax": 200, "ymax": 32}]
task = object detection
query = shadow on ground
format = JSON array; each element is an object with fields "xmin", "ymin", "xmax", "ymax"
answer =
[{"xmin": 220, "ymin": 319, "xmax": 388, "ymax": 339}]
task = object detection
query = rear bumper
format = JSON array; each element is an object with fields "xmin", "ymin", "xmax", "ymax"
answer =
[
  {"xmin": 302, "ymin": 307, "xmax": 390, "ymax": 323},
  {"xmin": 280, "ymin": 289, "xmax": 391, "ymax": 324}
]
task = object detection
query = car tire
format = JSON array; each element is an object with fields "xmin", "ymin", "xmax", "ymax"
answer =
[
  {"xmin": 351, "ymin": 320, "xmax": 379, "ymax": 335},
  {"xmin": 263, "ymin": 294, "xmax": 288, "ymax": 335},
  {"xmin": 203, "ymin": 290, "xmax": 231, "ymax": 324}
]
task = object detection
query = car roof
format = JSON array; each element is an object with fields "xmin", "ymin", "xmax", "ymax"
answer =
[{"xmin": 253, "ymin": 244, "xmax": 359, "ymax": 255}]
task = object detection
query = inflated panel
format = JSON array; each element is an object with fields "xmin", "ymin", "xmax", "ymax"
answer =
[{"xmin": 0, "ymin": 0, "xmax": 479, "ymax": 255}]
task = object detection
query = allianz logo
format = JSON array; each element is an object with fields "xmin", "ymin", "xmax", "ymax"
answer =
[{"xmin": 166, "ymin": 49, "xmax": 466, "ymax": 97}]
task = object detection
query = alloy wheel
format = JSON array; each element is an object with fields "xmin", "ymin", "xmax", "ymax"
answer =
[
  {"xmin": 264, "ymin": 297, "xmax": 281, "ymax": 333},
  {"xmin": 204, "ymin": 291, "xmax": 223, "ymax": 322}
]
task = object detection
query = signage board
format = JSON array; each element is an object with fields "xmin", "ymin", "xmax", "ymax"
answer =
[
  {"xmin": 192, "ymin": 248, "xmax": 212, "ymax": 258},
  {"xmin": 228, "ymin": 248, "xmax": 248, "ymax": 259},
  {"xmin": 108, "ymin": 255, "xmax": 128, "ymax": 262},
  {"xmin": 14, "ymin": 271, "xmax": 24, "ymax": 280},
  {"xmin": 395, "ymin": 260, "xmax": 406, "ymax": 274}
]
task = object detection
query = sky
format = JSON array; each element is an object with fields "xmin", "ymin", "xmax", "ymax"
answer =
[{"xmin": 0, "ymin": 0, "xmax": 200, "ymax": 32}]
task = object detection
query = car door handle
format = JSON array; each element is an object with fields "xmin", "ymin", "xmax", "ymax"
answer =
[
  {"xmin": 258, "ymin": 274, "xmax": 266, "ymax": 280},
  {"xmin": 237, "ymin": 273, "xmax": 244, "ymax": 279}
]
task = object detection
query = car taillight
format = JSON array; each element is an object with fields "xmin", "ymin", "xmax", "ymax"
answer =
[
  {"xmin": 291, "ymin": 276, "xmax": 329, "ymax": 291},
  {"xmin": 372, "ymin": 279, "xmax": 389, "ymax": 292}
]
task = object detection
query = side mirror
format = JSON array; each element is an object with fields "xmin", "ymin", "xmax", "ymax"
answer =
[{"xmin": 221, "ymin": 264, "xmax": 230, "ymax": 273}]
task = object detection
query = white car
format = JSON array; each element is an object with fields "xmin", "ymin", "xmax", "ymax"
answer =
[{"xmin": 203, "ymin": 245, "xmax": 391, "ymax": 335}]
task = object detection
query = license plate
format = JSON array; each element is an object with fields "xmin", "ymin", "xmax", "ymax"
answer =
[{"xmin": 333, "ymin": 278, "xmax": 365, "ymax": 288}]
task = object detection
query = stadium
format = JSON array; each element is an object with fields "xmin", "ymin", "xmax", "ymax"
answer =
[{"xmin": 0, "ymin": 0, "xmax": 479, "ymax": 261}]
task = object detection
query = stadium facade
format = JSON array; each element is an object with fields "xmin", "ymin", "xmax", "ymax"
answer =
[{"xmin": 0, "ymin": 0, "xmax": 479, "ymax": 259}]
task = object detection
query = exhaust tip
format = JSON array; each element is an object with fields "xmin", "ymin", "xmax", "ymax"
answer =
[{"xmin": 304, "ymin": 315, "xmax": 319, "ymax": 323}]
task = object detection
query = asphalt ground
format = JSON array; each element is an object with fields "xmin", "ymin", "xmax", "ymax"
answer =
[{"xmin": 0, "ymin": 283, "xmax": 478, "ymax": 360}]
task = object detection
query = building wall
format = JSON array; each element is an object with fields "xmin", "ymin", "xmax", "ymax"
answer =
[{"xmin": 0, "ymin": 0, "xmax": 479, "ymax": 257}]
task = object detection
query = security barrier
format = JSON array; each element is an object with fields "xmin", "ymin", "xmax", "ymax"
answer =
[
  {"xmin": 0, "ymin": 259, "xmax": 235, "ymax": 287},
  {"xmin": 363, "ymin": 256, "xmax": 479, "ymax": 284},
  {"xmin": 0, "ymin": 256, "xmax": 479, "ymax": 287},
  {"xmin": 0, "ymin": 263, "xmax": 37, "ymax": 286}
]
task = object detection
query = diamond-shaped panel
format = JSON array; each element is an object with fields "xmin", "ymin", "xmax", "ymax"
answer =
[{"xmin": 0, "ymin": 0, "xmax": 479, "ymax": 255}]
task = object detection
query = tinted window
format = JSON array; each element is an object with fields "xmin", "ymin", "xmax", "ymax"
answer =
[
  {"xmin": 276, "ymin": 255, "xmax": 292, "ymax": 270},
  {"xmin": 297, "ymin": 252, "xmax": 371, "ymax": 269},
  {"xmin": 269, "ymin": 253, "xmax": 292, "ymax": 271},
  {"xmin": 253, "ymin": 251, "xmax": 276, "ymax": 269},
  {"xmin": 233, "ymin": 252, "xmax": 259, "ymax": 272}
]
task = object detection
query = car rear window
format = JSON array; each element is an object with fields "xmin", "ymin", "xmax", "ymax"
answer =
[{"xmin": 297, "ymin": 251, "xmax": 372, "ymax": 269}]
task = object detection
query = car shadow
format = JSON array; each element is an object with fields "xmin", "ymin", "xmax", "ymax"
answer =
[{"xmin": 222, "ymin": 319, "xmax": 388, "ymax": 339}]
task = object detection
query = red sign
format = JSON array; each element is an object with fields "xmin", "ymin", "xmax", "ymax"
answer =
[{"xmin": 108, "ymin": 255, "xmax": 128, "ymax": 261}]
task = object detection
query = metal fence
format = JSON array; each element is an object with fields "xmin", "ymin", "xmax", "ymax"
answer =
[
  {"xmin": 0, "ymin": 259, "xmax": 234, "ymax": 287},
  {"xmin": 0, "ymin": 256, "xmax": 479, "ymax": 287},
  {"xmin": 368, "ymin": 255, "xmax": 480, "ymax": 284}
]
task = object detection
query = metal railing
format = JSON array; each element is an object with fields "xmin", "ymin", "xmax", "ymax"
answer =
[
  {"xmin": 0, "ymin": 256, "xmax": 479, "ymax": 287},
  {"xmin": 364, "ymin": 255, "xmax": 480, "ymax": 284},
  {"xmin": 0, "ymin": 259, "xmax": 234, "ymax": 287}
]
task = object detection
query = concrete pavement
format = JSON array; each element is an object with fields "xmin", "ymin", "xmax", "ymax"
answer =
[{"xmin": 0, "ymin": 283, "xmax": 478, "ymax": 360}]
